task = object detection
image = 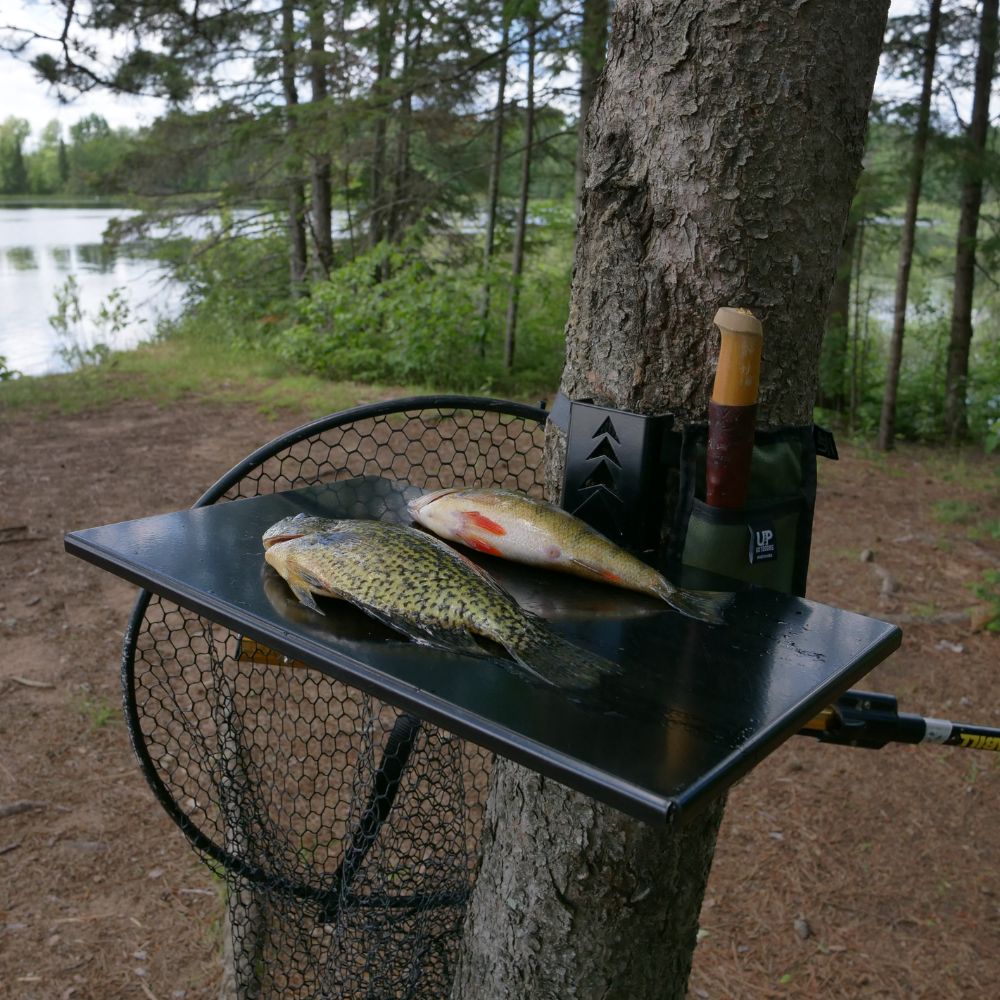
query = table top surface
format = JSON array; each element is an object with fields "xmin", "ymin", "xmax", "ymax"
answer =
[{"xmin": 64, "ymin": 476, "xmax": 901, "ymax": 825}]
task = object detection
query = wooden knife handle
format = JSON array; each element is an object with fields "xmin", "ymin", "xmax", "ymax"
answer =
[{"xmin": 706, "ymin": 307, "xmax": 763, "ymax": 509}]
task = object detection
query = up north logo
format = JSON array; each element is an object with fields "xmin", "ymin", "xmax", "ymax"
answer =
[{"xmin": 747, "ymin": 520, "xmax": 777, "ymax": 565}]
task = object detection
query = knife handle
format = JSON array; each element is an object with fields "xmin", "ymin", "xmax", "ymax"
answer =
[{"xmin": 706, "ymin": 308, "xmax": 763, "ymax": 510}]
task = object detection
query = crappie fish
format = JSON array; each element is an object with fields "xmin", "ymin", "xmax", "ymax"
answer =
[
  {"xmin": 262, "ymin": 513, "xmax": 620, "ymax": 689},
  {"xmin": 408, "ymin": 488, "xmax": 729, "ymax": 624}
]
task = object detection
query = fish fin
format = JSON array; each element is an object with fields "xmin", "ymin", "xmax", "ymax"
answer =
[
  {"xmin": 460, "ymin": 511, "xmax": 506, "ymax": 536},
  {"xmin": 654, "ymin": 582, "xmax": 732, "ymax": 625},
  {"xmin": 284, "ymin": 557, "xmax": 347, "ymax": 616},
  {"xmin": 568, "ymin": 557, "xmax": 622, "ymax": 585},
  {"xmin": 290, "ymin": 583, "xmax": 324, "ymax": 615},
  {"xmin": 457, "ymin": 532, "xmax": 504, "ymax": 558},
  {"xmin": 507, "ymin": 623, "xmax": 622, "ymax": 691}
]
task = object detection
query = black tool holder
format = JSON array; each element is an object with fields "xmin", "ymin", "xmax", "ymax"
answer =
[{"xmin": 553, "ymin": 393, "xmax": 832, "ymax": 596}]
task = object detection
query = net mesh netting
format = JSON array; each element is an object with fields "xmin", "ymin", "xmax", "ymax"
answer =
[{"xmin": 123, "ymin": 402, "xmax": 546, "ymax": 998}]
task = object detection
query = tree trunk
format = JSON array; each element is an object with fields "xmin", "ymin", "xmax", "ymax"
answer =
[
  {"xmin": 878, "ymin": 0, "xmax": 942, "ymax": 451},
  {"xmin": 280, "ymin": 0, "xmax": 308, "ymax": 293},
  {"xmin": 308, "ymin": 0, "xmax": 334, "ymax": 277},
  {"xmin": 369, "ymin": 0, "xmax": 396, "ymax": 255},
  {"xmin": 849, "ymin": 220, "xmax": 867, "ymax": 434},
  {"xmin": 945, "ymin": 0, "xmax": 998, "ymax": 444},
  {"xmin": 388, "ymin": 0, "xmax": 416, "ymax": 245},
  {"xmin": 575, "ymin": 0, "xmax": 610, "ymax": 207},
  {"xmin": 819, "ymin": 220, "xmax": 856, "ymax": 413},
  {"xmin": 451, "ymin": 3, "xmax": 889, "ymax": 997},
  {"xmin": 503, "ymin": 17, "xmax": 536, "ymax": 372},
  {"xmin": 478, "ymin": 16, "xmax": 510, "ymax": 356}
]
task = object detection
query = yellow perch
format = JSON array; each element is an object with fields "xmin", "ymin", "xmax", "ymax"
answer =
[{"xmin": 408, "ymin": 488, "xmax": 729, "ymax": 624}]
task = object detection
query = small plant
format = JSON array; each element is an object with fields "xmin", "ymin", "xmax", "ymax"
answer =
[
  {"xmin": 76, "ymin": 694, "xmax": 119, "ymax": 730},
  {"xmin": 971, "ymin": 569, "xmax": 1000, "ymax": 632},
  {"xmin": 49, "ymin": 277, "xmax": 135, "ymax": 371},
  {"xmin": 0, "ymin": 355, "xmax": 20, "ymax": 381},
  {"xmin": 967, "ymin": 519, "xmax": 1000, "ymax": 542}
]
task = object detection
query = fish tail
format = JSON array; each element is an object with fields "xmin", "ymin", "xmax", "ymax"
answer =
[
  {"xmin": 507, "ymin": 623, "xmax": 622, "ymax": 690},
  {"xmin": 654, "ymin": 581, "xmax": 731, "ymax": 624}
]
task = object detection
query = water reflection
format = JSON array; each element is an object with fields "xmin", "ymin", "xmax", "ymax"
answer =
[
  {"xmin": 76, "ymin": 242, "xmax": 116, "ymax": 271},
  {"xmin": 49, "ymin": 246, "xmax": 72, "ymax": 270},
  {"xmin": 0, "ymin": 206, "xmax": 186, "ymax": 376},
  {"xmin": 6, "ymin": 246, "xmax": 37, "ymax": 270}
]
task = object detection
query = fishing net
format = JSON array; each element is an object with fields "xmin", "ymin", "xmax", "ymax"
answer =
[{"xmin": 122, "ymin": 399, "xmax": 546, "ymax": 998}]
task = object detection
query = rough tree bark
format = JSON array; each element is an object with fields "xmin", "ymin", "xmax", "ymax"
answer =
[
  {"xmin": 575, "ymin": 0, "xmax": 610, "ymax": 207},
  {"xmin": 503, "ymin": 16, "xmax": 536, "ymax": 371},
  {"xmin": 450, "ymin": 3, "xmax": 889, "ymax": 997},
  {"xmin": 878, "ymin": 0, "xmax": 942, "ymax": 451},
  {"xmin": 945, "ymin": 0, "xmax": 999, "ymax": 443}
]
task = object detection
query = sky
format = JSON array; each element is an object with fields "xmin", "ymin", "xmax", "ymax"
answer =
[
  {"xmin": 2, "ymin": 0, "xmax": 924, "ymax": 150},
  {"xmin": 1, "ymin": 0, "xmax": 169, "ymax": 142}
]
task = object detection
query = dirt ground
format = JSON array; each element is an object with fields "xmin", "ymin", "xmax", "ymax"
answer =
[{"xmin": 1, "ymin": 391, "xmax": 997, "ymax": 1000}]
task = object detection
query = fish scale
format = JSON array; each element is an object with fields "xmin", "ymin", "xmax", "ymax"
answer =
[{"xmin": 262, "ymin": 514, "xmax": 619, "ymax": 689}]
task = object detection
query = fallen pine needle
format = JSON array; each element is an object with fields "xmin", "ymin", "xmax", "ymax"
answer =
[
  {"xmin": 138, "ymin": 979, "xmax": 160, "ymax": 1000},
  {"xmin": 12, "ymin": 676, "xmax": 56, "ymax": 689}
]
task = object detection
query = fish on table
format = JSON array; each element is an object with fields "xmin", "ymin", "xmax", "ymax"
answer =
[
  {"xmin": 262, "ymin": 513, "xmax": 621, "ymax": 690},
  {"xmin": 408, "ymin": 487, "xmax": 730, "ymax": 624}
]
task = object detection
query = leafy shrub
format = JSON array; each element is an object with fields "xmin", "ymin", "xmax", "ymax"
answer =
[{"xmin": 278, "ymin": 230, "xmax": 571, "ymax": 393}]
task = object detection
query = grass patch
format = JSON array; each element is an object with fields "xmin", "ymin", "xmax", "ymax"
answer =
[
  {"xmin": 0, "ymin": 317, "xmax": 426, "ymax": 420},
  {"xmin": 75, "ymin": 694, "xmax": 119, "ymax": 731},
  {"xmin": 931, "ymin": 499, "xmax": 980, "ymax": 524},
  {"xmin": 967, "ymin": 519, "xmax": 1000, "ymax": 542}
]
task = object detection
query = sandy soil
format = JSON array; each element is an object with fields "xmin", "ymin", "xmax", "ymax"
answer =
[{"xmin": 1, "ymin": 393, "xmax": 997, "ymax": 999}]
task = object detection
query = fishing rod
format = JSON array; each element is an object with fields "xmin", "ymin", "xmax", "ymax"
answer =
[{"xmin": 800, "ymin": 689, "xmax": 1000, "ymax": 751}]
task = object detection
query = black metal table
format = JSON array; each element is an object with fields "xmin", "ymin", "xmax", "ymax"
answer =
[{"xmin": 65, "ymin": 476, "xmax": 901, "ymax": 826}]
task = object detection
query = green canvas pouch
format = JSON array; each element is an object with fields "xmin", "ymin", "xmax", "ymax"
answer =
[{"xmin": 666, "ymin": 425, "xmax": 829, "ymax": 597}]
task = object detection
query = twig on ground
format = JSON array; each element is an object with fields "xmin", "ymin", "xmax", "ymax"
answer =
[
  {"xmin": 137, "ymin": 979, "xmax": 160, "ymax": 1000},
  {"xmin": 12, "ymin": 677, "xmax": 56, "ymax": 689},
  {"xmin": 0, "ymin": 800, "xmax": 49, "ymax": 819}
]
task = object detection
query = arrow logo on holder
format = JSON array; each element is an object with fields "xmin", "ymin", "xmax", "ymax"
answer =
[{"xmin": 580, "ymin": 418, "xmax": 622, "ymax": 498}]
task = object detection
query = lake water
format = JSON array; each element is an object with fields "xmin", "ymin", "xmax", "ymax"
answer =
[{"xmin": 0, "ymin": 206, "xmax": 186, "ymax": 376}]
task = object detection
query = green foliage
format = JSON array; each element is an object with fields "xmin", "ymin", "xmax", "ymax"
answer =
[
  {"xmin": 279, "ymin": 239, "xmax": 491, "ymax": 388},
  {"xmin": 272, "ymin": 217, "xmax": 570, "ymax": 394},
  {"xmin": 0, "ymin": 355, "xmax": 21, "ymax": 381},
  {"xmin": 0, "ymin": 116, "xmax": 31, "ymax": 194},
  {"xmin": 931, "ymin": 499, "xmax": 979, "ymax": 524}
]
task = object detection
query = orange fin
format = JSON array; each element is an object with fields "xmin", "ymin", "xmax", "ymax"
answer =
[
  {"xmin": 569, "ymin": 557, "xmax": 620, "ymax": 585},
  {"xmin": 461, "ymin": 511, "xmax": 506, "ymax": 535},
  {"xmin": 459, "ymin": 533, "xmax": 503, "ymax": 557}
]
